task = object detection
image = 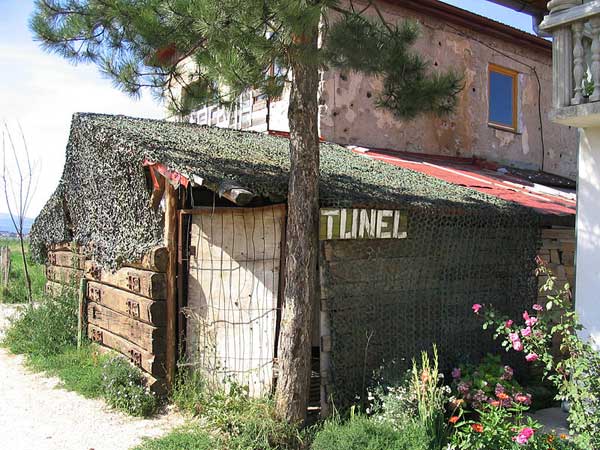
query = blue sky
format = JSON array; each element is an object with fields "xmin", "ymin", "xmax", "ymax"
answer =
[{"xmin": 0, "ymin": 0, "xmax": 535, "ymax": 217}]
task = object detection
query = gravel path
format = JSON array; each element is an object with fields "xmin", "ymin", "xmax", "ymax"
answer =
[{"xmin": 0, "ymin": 305, "xmax": 184, "ymax": 450}]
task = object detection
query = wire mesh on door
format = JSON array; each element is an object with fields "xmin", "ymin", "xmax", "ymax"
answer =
[{"xmin": 184, "ymin": 205, "xmax": 285, "ymax": 396}]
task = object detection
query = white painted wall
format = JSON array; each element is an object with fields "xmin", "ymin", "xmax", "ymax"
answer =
[{"xmin": 575, "ymin": 127, "xmax": 600, "ymax": 346}]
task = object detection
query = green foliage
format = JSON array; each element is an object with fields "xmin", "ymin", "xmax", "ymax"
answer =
[
  {"xmin": 172, "ymin": 367, "xmax": 302, "ymax": 449},
  {"xmin": 475, "ymin": 262, "xmax": 600, "ymax": 448},
  {"xmin": 312, "ymin": 415, "xmax": 429, "ymax": 450},
  {"xmin": 2, "ymin": 290, "xmax": 78, "ymax": 356},
  {"xmin": 0, "ymin": 238, "xmax": 45, "ymax": 304},
  {"xmin": 101, "ymin": 355, "xmax": 157, "ymax": 417},
  {"xmin": 31, "ymin": 0, "xmax": 462, "ymax": 119},
  {"xmin": 324, "ymin": 12, "xmax": 463, "ymax": 118},
  {"xmin": 28, "ymin": 344, "xmax": 108, "ymax": 398},
  {"xmin": 133, "ymin": 426, "xmax": 217, "ymax": 450},
  {"xmin": 451, "ymin": 403, "xmax": 541, "ymax": 450}
]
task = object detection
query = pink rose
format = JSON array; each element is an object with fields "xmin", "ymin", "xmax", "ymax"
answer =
[
  {"xmin": 526, "ymin": 353, "xmax": 539, "ymax": 362},
  {"xmin": 452, "ymin": 368, "xmax": 461, "ymax": 379},
  {"xmin": 512, "ymin": 339, "xmax": 523, "ymax": 352},
  {"xmin": 533, "ymin": 304, "xmax": 543, "ymax": 311},
  {"xmin": 523, "ymin": 311, "xmax": 538, "ymax": 327},
  {"xmin": 515, "ymin": 427, "xmax": 534, "ymax": 445},
  {"xmin": 521, "ymin": 327, "xmax": 532, "ymax": 337},
  {"xmin": 472, "ymin": 304, "xmax": 482, "ymax": 314},
  {"xmin": 505, "ymin": 320, "xmax": 513, "ymax": 328},
  {"xmin": 509, "ymin": 332, "xmax": 520, "ymax": 342}
]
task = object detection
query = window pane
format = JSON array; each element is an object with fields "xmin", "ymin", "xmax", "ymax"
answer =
[{"xmin": 489, "ymin": 70, "xmax": 515, "ymax": 128}]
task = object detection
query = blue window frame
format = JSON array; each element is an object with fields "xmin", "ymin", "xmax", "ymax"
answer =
[{"xmin": 489, "ymin": 64, "xmax": 518, "ymax": 131}]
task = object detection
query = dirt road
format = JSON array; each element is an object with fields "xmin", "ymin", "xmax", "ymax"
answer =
[{"xmin": 0, "ymin": 305, "xmax": 183, "ymax": 450}]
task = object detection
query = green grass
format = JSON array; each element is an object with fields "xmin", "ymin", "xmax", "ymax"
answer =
[
  {"xmin": 0, "ymin": 237, "xmax": 45, "ymax": 304},
  {"xmin": 27, "ymin": 345, "xmax": 108, "ymax": 398},
  {"xmin": 1, "ymin": 288, "xmax": 157, "ymax": 417},
  {"xmin": 133, "ymin": 426, "xmax": 217, "ymax": 450}
]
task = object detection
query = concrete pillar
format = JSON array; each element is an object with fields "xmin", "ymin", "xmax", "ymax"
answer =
[{"xmin": 576, "ymin": 127, "xmax": 600, "ymax": 345}]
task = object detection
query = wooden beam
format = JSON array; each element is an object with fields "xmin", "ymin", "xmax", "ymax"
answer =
[
  {"xmin": 46, "ymin": 265, "xmax": 83, "ymax": 284},
  {"xmin": 124, "ymin": 246, "xmax": 169, "ymax": 273},
  {"xmin": 164, "ymin": 182, "xmax": 178, "ymax": 390},
  {"xmin": 85, "ymin": 281, "xmax": 166, "ymax": 326},
  {"xmin": 87, "ymin": 301, "xmax": 164, "ymax": 353},
  {"xmin": 49, "ymin": 251, "xmax": 86, "ymax": 270},
  {"xmin": 88, "ymin": 324, "xmax": 166, "ymax": 377},
  {"xmin": 84, "ymin": 261, "xmax": 167, "ymax": 300}
]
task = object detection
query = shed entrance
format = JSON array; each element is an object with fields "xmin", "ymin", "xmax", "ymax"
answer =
[{"xmin": 183, "ymin": 205, "xmax": 285, "ymax": 396}]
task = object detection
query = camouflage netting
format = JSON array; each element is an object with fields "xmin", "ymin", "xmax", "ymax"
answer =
[
  {"xmin": 31, "ymin": 113, "xmax": 540, "ymax": 268},
  {"xmin": 320, "ymin": 208, "xmax": 541, "ymax": 409}
]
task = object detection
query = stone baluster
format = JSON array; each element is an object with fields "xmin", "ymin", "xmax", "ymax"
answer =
[
  {"xmin": 590, "ymin": 17, "xmax": 600, "ymax": 102},
  {"xmin": 547, "ymin": 0, "xmax": 582, "ymax": 14},
  {"xmin": 572, "ymin": 21, "xmax": 587, "ymax": 105}
]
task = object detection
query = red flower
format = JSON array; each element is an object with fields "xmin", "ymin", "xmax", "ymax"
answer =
[
  {"xmin": 472, "ymin": 423, "xmax": 484, "ymax": 433},
  {"xmin": 449, "ymin": 416, "xmax": 459, "ymax": 424}
]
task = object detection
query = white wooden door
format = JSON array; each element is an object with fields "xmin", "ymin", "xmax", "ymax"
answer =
[{"xmin": 186, "ymin": 205, "xmax": 285, "ymax": 396}]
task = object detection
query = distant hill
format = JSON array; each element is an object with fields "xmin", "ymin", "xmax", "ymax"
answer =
[{"xmin": 0, "ymin": 213, "xmax": 34, "ymax": 235}]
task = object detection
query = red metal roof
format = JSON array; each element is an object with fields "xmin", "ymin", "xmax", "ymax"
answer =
[{"xmin": 349, "ymin": 146, "xmax": 576, "ymax": 216}]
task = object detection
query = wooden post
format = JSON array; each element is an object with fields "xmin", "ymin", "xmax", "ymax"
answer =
[
  {"xmin": 164, "ymin": 182, "xmax": 178, "ymax": 390},
  {"xmin": 77, "ymin": 277, "xmax": 87, "ymax": 349}
]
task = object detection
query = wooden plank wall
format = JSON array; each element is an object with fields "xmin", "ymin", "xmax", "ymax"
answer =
[{"xmin": 44, "ymin": 242, "xmax": 168, "ymax": 388}]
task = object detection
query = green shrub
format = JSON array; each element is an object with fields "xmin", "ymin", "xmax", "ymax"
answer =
[
  {"xmin": 2, "ymin": 290, "xmax": 78, "ymax": 356},
  {"xmin": 132, "ymin": 426, "xmax": 217, "ymax": 450},
  {"xmin": 312, "ymin": 415, "xmax": 429, "ymax": 450},
  {"xmin": 101, "ymin": 355, "xmax": 157, "ymax": 417}
]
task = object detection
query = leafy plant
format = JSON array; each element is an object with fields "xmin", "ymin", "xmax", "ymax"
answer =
[
  {"xmin": 101, "ymin": 355, "xmax": 157, "ymax": 417},
  {"xmin": 450, "ymin": 354, "xmax": 530, "ymax": 411},
  {"xmin": 473, "ymin": 261, "xmax": 600, "ymax": 448},
  {"xmin": 2, "ymin": 289, "xmax": 78, "ymax": 356},
  {"xmin": 312, "ymin": 415, "xmax": 430, "ymax": 450},
  {"xmin": 0, "ymin": 238, "xmax": 45, "ymax": 304}
]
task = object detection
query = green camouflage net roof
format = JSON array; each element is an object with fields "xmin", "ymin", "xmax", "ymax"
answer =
[{"xmin": 30, "ymin": 113, "xmax": 536, "ymax": 267}]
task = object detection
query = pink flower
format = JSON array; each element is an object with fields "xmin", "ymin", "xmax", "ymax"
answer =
[
  {"xmin": 505, "ymin": 320, "xmax": 513, "ymax": 328},
  {"xmin": 495, "ymin": 383, "xmax": 505, "ymax": 396},
  {"xmin": 526, "ymin": 353, "xmax": 539, "ymax": 362},
  {"xmin": 472, "ymin": 304, "xmax": 482, "ymax": 314},
  {"xmin": 523, "ymin": 311, "xmax": 538, "ymax": 327},
  {"xmin": 457, "ymin": 381, "xmax": 470, "ymax": 395},
  {"xmin": 513, "ymin": 339, "xmax": 523, "ymax": 352},
  {"xmin": 521, "ymin": 327, "xmax": 532, "ymax": 337},
  {"xmin": 515, "ymin": 427, "xmax": 534, "ymax": 445},
  {"xmin": 533, "ymin": 304, "xmax": 543, "ymax": 311},
  {"xmin": 515, "ymin": 393, "xmax": 532, "ymax": 405},
  {"xmin": 452, "ymin": 368, "xmax": 461, "ymax": 379}
]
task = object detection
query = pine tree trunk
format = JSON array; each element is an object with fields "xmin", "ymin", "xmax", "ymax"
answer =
[{"xmin": 275, "ymin": 31, "xmax": 320, "ymax": 424}]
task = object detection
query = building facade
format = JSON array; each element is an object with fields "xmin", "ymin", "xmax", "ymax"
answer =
[{"xmin": 184, "ymin": 0, "xmax": 578, "ymax": 180}]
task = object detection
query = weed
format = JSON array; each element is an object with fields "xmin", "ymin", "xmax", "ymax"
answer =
[
  {"xmin": 102, "ymin": 355, "xmax": 157, "ymax": 417},
  {"xmin": 2, "ymin": 290, "xmax": 78, "ymax": 356},
  {"xmin": 133, "ymin": 426, "xmax": 217, "ymax": 450},
  {"xmin": 311, "ymin": 415, "xmax": 429, "ymax": 450}
]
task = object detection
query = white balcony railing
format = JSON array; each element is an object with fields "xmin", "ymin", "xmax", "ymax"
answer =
[{"xmin": 540, "ymin": 1, "xmax": 600, "ymax": 118}]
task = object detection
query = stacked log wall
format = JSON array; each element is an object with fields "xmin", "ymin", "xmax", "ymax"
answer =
[
  {"xmin": 45, "ymin": 243, "xmax": 85, "ymax": 295},
  {"xmin": 44, "ymin": 242, "xmax": 168, "ymax": 387},
  {"xmin": 538, "ymin": 226, "xmax": 576, "ymax": 299},
  {"xmin": 536, "ymin": 225, "xmax": 576, "ymax": 297},
  {"xmin": 84, "ymin": 247, "xmax": 168, "ymax": 384}
]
